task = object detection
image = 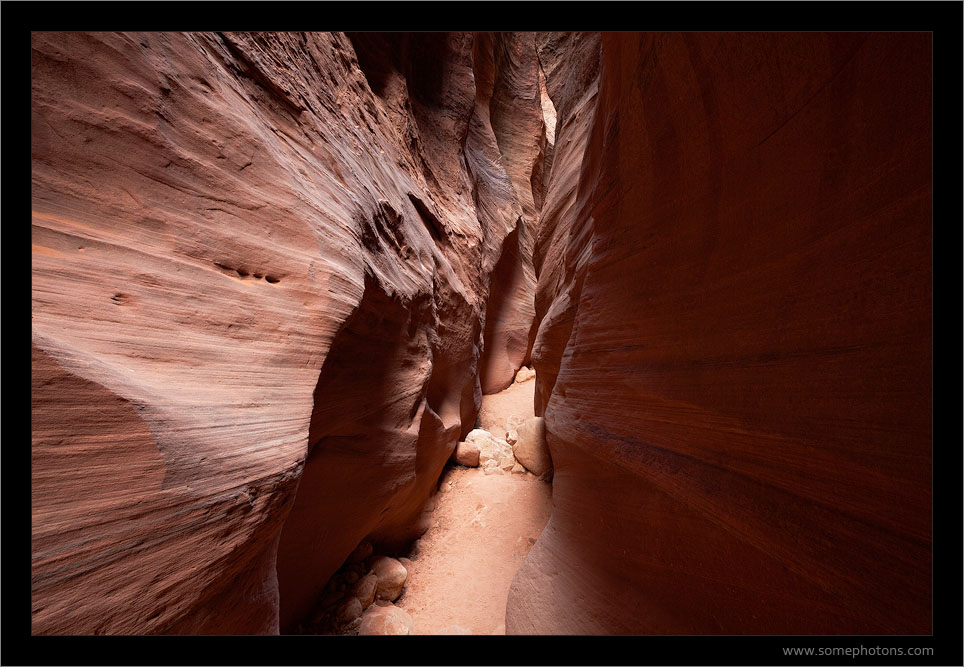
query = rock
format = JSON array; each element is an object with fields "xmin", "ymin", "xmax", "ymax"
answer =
[
  {"xmin": 505, "ymin": 430, "xmax": 518, "ymax": 445},
  {"xmin": 453, "ymin": 440, "xmax": 481, "ymax": 467},
  {"xmin": 336, "ymin": 597, "xmax": 363, "ymax": 624},
  {"xmin": 512, "ymin": 417, "xmax": 550, "ymax": 476},
  {"xmin": 342, "ymin": 570, "xmax": 360, "ymax": 585},
  {"xmin": 371, "ymin": 556, "xmax": 408, "ymax": 602},
  {"xmin": 507, "ymin": 31, "xmax": 932, "ymax": 636},
  {"xmin": 466, "ymin": 429, "xmax": 516, "ymax": 469},
  {"xmin": 346, "ymin": 541, "xmax": 373, "ymax": 564},
  {"xmin": 397, "ymin": 557, "xmax": 414, "ymax": 571},
  {"xmin": 352, "ymin": 573, "xmax": 378, "ymax": 610},
  {"xmin": 357, "ymin": 605, "xmax": 414, "ymax": 635},
  {"xmin": 30, "ymin": 30, "xmax": 544, "ymax": 635},
  {"xmin": 514, "ymin": 366, "xmax": 536, "ymax": 383},
  {"xmin": 484, "ymin": 467, "xmax": 504, "ymax": 476},
  {"xmin": 511, "ymin": 464, "xmax": 527, "ymax": 475},
  {"xmin": 500, "ymin": 458, "xmax": 516, "ymax": 472}
]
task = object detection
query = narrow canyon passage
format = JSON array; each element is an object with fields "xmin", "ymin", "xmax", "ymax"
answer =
[
  {"xmin": 290, "ymin": 373, "xmax": 552, "ymax": 636},
  {"xmin": 30, "ymin": 28, "xmax": 934, "ymax": 645},
  {"xmin": 395, "ymin": 377, "xmax": 551, "ymax": 635}
]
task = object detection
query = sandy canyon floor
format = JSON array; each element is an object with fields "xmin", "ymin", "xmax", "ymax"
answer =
[{"xmin": 394, "ymin": 378, "xmax": 552, "ymax": 635}]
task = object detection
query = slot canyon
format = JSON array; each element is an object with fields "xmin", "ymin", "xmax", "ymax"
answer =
[{"xmin": 31, "ymin": 30, "xmax": 932, "ymax": 639}]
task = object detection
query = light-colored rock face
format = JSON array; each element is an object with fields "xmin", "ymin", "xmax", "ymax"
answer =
[
  {"xmin": 358, "ymin": 604, "xmax": 414, "ymax": 635},
  {"xmin": 31, "ymin": 31, "xmax": 546, "ymax": 635},
  {"xmin": 508, "ymin": 32, "xmax": 932, "ymax": 634},
  {"xmin": 512, "ymin": 417, "xmax": 550, "ymax": 476}
]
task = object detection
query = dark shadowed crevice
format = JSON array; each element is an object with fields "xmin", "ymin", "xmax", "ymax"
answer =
[{"xmin": 345, "ymin": 33, "xmax": 405, "ymax": 98}]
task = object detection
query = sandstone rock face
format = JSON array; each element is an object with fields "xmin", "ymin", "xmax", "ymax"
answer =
[
  {"xmin": 31, "ymin": 31, "xmax": 546, "ymax": 634},
  {"xmin": 453, "ymin": 440, "xmax": 481, "ymax": 467},
  {"xmin": 512, "ymin": 417, "xmax": 550, "ymax": 476},
  {"xmin": 508, "ymin": 32, "xmax": 932, "ymax": 634},
  {"xmin": 473, "ymin": 34, "xmax": 550, "ymax": 395},
  {"xmin": 358, "ymin": 604, "xmax": 414, "ymax": 636}
]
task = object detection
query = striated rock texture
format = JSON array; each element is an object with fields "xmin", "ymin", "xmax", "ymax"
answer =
[
  {"xmin": 472, "ymin": 33, "xmax": 552, "ymax": 394},
  {"xmin": 31, "ymin": 32, "xmax": 546, "ymax": 634},
  {"xmin": 508, "ymin": 33, "xmax": 932, "ymax": 634}
]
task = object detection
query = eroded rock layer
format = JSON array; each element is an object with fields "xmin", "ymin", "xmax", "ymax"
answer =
[
  {"xmin": 508, "ymin": 32, "xmax": 932, "ymax": 634},
  {"xmin": 31, "ymin": 31, "xmax": 545, "ymax": 634}
]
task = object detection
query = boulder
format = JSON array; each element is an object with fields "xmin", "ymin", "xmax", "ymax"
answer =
[
  {"xmin": 358, "ymin": 604, "xmax": 414, "ymax": 635},
  {"xmin": 512, "ymin": 417, "xmax": 550, "ymax": 476},
  {"xmin": 336, "ymin": 597, "xmax": 363, "ymax": 624},
  {"xmin": 352, "ymin": 573, "xmax": 378, "ymax": 610},
  {"xmin": 453, "ymin": 440, "xmax": 481, "ymax": 467},
  {"xmin": 514, "ymin": 366, "xmax": 536, "ymax": 383},
  {"xmin": 371, "ymin": 556, "xmax": 408, "ymax": 601},
  {"xmin": 466, "ymin": 429, "xmax": 516, "ymax": 469},
  {"xmin": 505, "ymin": 430, "xmax": 518, "ymax": 445}
]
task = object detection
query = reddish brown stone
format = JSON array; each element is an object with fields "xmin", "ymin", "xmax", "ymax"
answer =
[{"xmin": 509, "ymin": 32, "xmax": 932, "ymax": 635}]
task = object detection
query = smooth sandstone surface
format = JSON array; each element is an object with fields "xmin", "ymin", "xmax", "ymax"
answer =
[
  {"xmin": 31, "ymin": 32, "xmax": 548, "ymax": 635},
  {"xmin": 512, "ymin": 417, "xmax": 550, "ymax": 476},
  {"xmin": 508, "ymin": 32, "xmax": 931, "ymax": 634}
]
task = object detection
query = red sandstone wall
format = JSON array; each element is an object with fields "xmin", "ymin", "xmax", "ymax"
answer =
[
  {"xmin": 508, "ymin": 32, "xmax": 932, "ymax": 634},
  {"xmin": 31, "ymin": 31, "xmax": 542, "ymax": 634}
]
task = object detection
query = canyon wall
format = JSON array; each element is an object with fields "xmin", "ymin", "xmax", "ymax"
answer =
[
  {"xmin": 31, "ymin": 31, "xmax": 544, "ymax": 634},
  {"xmin": 507, "ymin": 32, "xmax": 932, "ymax": 634}
]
